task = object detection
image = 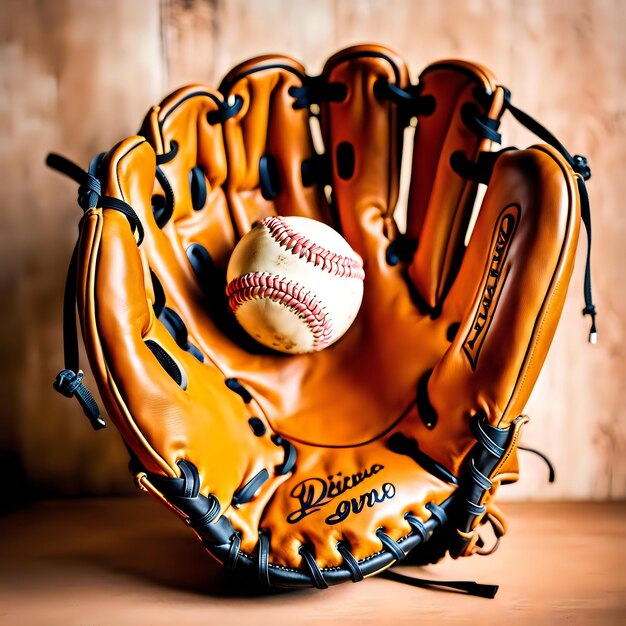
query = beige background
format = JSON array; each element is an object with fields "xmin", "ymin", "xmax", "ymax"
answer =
[{"xmin": 1, "ymin": 0, "xmax": 624, "ymax": 504}]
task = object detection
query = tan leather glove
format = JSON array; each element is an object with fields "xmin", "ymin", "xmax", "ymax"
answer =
[{"xmin": 49, "ymin": 44, "xmax": 595, "ymax": 592}]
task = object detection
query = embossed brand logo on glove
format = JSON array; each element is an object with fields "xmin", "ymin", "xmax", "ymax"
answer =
[
  {"xmin": 287, "ymin": 464, "xmax": 388, "ymax": 524},
  {"xmin": 463, "ymin": 204, "xmax": 519, "ymax": 370}
]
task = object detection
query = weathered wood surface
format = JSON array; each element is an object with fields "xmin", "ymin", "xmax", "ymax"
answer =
[
  {"xmin": 1, "ymin": 498, "xmax": 624, "ymax": 624},
  {"xmin": 1, "ymin": 0, "xmax": 624, "ymax": 501}
]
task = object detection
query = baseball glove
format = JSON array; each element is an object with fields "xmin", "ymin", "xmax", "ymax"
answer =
[{"xmin": 48, "ymin": 44, "xmax": 596, "ymax": 595}]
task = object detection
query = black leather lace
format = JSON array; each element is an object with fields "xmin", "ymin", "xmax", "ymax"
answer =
[
  {"xmin": 46, "ymin": 152, "xmax": 145, "ymax": 429},
  {"xmin": 500, "ymin": 90, "xmax": 597, "ymax": 343}
]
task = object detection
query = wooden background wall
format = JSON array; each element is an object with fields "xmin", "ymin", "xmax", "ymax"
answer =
[{"xmin": 1, "ymin": 0, "xmax": 624, "ymax": 504}]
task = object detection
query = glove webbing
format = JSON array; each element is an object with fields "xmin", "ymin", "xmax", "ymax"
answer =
[{"xmin": 46, "ymin": 152, "xmax": 145, "ymax": 430}]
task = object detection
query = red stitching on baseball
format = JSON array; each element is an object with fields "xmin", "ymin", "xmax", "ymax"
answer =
[
  {"xmin": 226, "ymin": 272, "xmax": 334, "ymax": 349},
  {"xmin": 261, "ymin": 216, "xmax": 365, "ymax": 280}
]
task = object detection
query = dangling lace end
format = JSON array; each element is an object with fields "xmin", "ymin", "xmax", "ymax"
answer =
[
  {"xmin": 518, "ymin": 445, "xmax": 556, "ymax": 483},
  {"xmin": 381, "ymin": 570, "xmax": 498, "ymax": 598},
  {"xmin": 499, "ymin": 95, "xmax": 598, "ymax": 346},
  {"xmin": 475, "ymin": 534, "xmax": 501, "ymax": 557},
  {"xmin": 474, "ymin": 514, "xmax": 504, "ymax": 556},
  {"xmin": 54, "ymin": 369, "xmax": 105, "ymax": 430},
  {"xmin": 582, "ymin": 304, "xmax": 598, "ymax": 344}
]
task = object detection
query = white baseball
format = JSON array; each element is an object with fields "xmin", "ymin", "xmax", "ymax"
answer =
[{"xmin": 226, "ymin": 216, "xmax": 365, "ymax": 354}]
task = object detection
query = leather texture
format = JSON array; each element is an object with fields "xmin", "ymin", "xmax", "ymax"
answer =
[{"xmin": 68, "ymin": 44, "xmax": 582, "ymax": 587}]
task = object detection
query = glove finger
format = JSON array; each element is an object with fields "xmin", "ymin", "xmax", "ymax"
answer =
[
  {"xmin": 412, "ymin": 145, "xmax": 580, "ymax": 473},
  {"xmin": 83, "ymin": 136, "xmax": 283, "ymax": 505},
  {"xmin": 220, "ymin": 55, "xmax": 332, "ymax": 236},
  {"xmin": 139, "ymin": 87, "xmax": 278, "ymax": 355},
  {"xmin": 319, "ymin": 44, "xmax": 409, "ymax": 258},
  {"xmin": 406, "ymin": 61, "xmax": 507, "ymax": 310},
  {"xmin": 139, "ymin": 85, "xmax": 235, "ymax": 271}
]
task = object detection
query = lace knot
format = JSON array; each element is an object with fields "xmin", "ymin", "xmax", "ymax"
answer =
[
  {"xmin": 77, "ymin": 174, "xmax": 102, "ymax": 210},
  {"xmin": 582, "ymin": 304, "xmax": 598, "ymax": 344},
  {"xmin": 54, "ymin": 368, "xmax": 84, "ymax": 396},
  {"xmin": 582, "ymin": 304, "xmax": 596, "ymax": 317},
  {"xmin": 573, "ymin": 154, "xmax": 592, "ymax": 181},
  {"xmin": 54, "ymin": 369, "xmax": 105, "ymax": 430}
]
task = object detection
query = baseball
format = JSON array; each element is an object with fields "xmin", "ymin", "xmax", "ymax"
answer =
[{"xmin": 226, "ymin": 216, "xmax": 365, "ymax": 354}]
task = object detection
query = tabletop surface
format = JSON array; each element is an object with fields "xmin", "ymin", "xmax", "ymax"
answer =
[{"xmin": 0, "ymin": 498, "xmax": 624, "ymax": 625}]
